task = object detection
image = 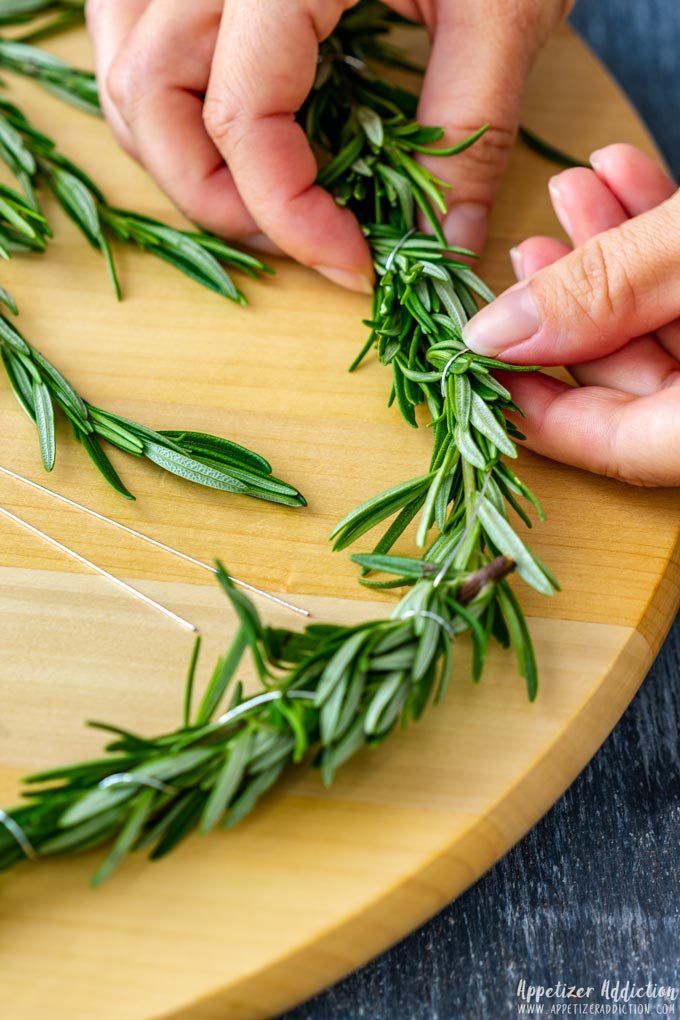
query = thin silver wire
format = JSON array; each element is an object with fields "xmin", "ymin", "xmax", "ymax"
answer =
[
  {"xmin": 439, "ymin": 346, "xmax": 471, "ymax": 397},
  {"xmin": 215, "ymin": 688, "xmax": 316, "ymax": 727},
  {"xmin": 433, "ymin": 471, "xmax": 492, "ymax": 588},
  {"xmin": 0, "ymin": 465, "xmax": 309, "ymax": 618},
  {"xmin": 0, "ymin": 808, "xmax": 38, "ymax": 860},
  {"xmin": 98, "ymin": 773, "xmax": 176, "ymax": 794},
  {"xmin": 0, "ymin": 505, "xmax": 197, "ymax": 632},
  {"xmin": 384, "ymin": 226, "xmax": 416, "ymax": 271},
  {"xmin": 398, "ymin": 608, "xmax": 456, "ymax": 640}
]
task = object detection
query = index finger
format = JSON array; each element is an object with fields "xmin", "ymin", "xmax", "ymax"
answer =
[{"xmin": 203, "ymin": 0, "xmax": 374, "ymax": 293}]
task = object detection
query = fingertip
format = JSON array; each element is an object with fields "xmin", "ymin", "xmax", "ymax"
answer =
[
  {"xmin": 548, "ymin": 174, "xmax": 573, "ymax": 236},
  {"xmin": 589, "ymin": 142, "xmax": 641, "ymax": 174},
  {"xmin": 313, "ymin": 265, "xmax": 375, "ymax": 294},
  {"xmin": 509, "ymin": 237, "xmax": 572, "ymax": 280},
  {"xmin": 589, "ymin": 143, "xmax": 677, "ymax": 215},
  {"xmin": 509, "ymin": 245, "xmax": 524, "ymax": 280}
]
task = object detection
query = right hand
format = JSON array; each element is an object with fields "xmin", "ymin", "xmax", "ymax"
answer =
[{"xmin": 462, "ymin": 144, "xmax": 680, "ymax": 485}]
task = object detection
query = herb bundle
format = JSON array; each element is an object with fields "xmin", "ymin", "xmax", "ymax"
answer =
[
  {"xmin": 0, "ymin": 557, "xmax": 516, "ymax": 882},
  {"xmin": 308, "ymin": 11, "xmax": 557, "ymax": 633},
  {"xmin": 0, "ymin": 1, "xmax": 558, "ymax": 880}
]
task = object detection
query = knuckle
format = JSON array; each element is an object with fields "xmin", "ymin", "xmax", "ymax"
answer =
[
  {"xmin": 452, "ymin": 122, "xmax": 516, "ymax": 188},
  {"xmin": 561, "ymin": 236, "xmax": 637, "ymax": 331},
  {"xmin": 106, "ymin": 51, "xmax": 143, "ymax": 114},
  {"xmin": 202, "ymin": 86, "xmax": 243, "ymax": 146}
]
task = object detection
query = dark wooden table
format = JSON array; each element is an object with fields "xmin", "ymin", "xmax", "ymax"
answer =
[{"xmin": 281, "ymin": 2, "xmax": 680, "ymax": 1016}]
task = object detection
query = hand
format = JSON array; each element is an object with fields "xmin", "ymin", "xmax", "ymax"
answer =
[
  {"xmin": 86, "ymin": 0, "xmax": 569, "ymax": 291},
  {"xmin": 461, "ymin": 144, "xmax": 680, "ymax": 485}
]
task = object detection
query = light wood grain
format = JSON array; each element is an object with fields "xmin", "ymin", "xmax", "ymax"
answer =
[{"xmin": 0, "ymin": 23, "xmax": 678, "ymax": 1020}]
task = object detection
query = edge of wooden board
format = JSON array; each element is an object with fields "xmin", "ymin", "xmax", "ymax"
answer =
[
  {"xmin": 159, "ymin": 593, "xmax": 678, "ymax": 1020},
  {"xmin": 152, "ymin": 539, "xmax": 680, "ymax": 1020}
]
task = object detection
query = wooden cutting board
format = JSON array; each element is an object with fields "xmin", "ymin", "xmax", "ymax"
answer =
[{"xmin": 0, "ymin": 23, "xmax": 678, "ymax": 1020}]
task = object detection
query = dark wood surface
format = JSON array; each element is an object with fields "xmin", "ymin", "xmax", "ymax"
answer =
[{"xmin": 281, "ymin": 2, "xmax": 680, "ymax": 1016}]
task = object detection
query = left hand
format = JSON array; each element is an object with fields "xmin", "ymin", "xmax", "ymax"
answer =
[{"xmin": 462, "ymin": 144, "xmax": 680, "ymax": 485}]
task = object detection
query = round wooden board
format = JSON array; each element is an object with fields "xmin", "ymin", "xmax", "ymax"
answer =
[{"xmin": 0, "ymin": 23, "xmax": 678, "ymax": 1020}]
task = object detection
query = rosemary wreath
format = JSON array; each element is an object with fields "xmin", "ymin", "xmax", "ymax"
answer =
[{"xmin": 0, "ymin": 0, "xmax": 559, "ymax": 881}]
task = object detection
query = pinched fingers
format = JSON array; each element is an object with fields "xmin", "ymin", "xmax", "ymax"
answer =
[
  {"xmin": 463, "ymin": 178, "xmax": 680, "ymax": 365},
  {"xmin": 512, "ymin": 156, "xmax": 680, "ymax": 395},
  {"xmin": 203, "ymin": 0, "xmax": 374, "ymax": 291},
  {"xmin": 496, "ymin": 144, "xmax": 680, "ymax": 483}
]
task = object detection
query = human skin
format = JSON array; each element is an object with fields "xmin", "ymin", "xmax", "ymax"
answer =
[
  {"xmin": 462, "ymin": 144, "xmax": 680, "ymax": 485},
  {"xmin": 85, "ymin": 0, "xmax": 569, "ymax": 290},
  {"xmin": 86, "ymin": 5, "xmax": 680, "ymax": 484}
]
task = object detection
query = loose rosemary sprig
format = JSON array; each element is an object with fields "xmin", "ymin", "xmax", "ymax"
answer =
[
  {"xmin": 0, "ymin": 36, "xmax": 97, "ymax": 113},
  {"xmin": 0, "ymin": 289, "xmax": 305, "ymax": 503},
  {"xmin": 0, "ymin": 556, "xmax": 516, "ymax": 883},
  {"xmin": 0, "ymin": 97, "xmax": 271, "ymax": 303}
]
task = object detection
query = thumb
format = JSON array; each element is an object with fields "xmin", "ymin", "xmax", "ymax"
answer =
[
  {"xmin": 417, "ymin": 1, "xmax": 563, "ymax": 253},
  {"xmin": 462, "ymin": 190, "xmax": 680, "ymax": 364}
]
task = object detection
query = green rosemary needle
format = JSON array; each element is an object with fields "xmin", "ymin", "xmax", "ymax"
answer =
[{"xmin": 0, "ymin": 178, "xmax": 51, "ymax": 254}]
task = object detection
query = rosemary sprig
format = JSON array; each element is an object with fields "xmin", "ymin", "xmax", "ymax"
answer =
[
  {"xmin": 0, "ymin": 97, "xmax": 271, "ymax": 303},
  {"xmin": 328, "ymin": 224, "xmax": 553, "ymax": 590},
  {"xmin": 0, "ymin": 556, "xmax": 516, "ymax": 883},
  {"xmin": 0, "ymin": 290, "xmax": 305, "ymax": 503},
  {"xmin": 0, "ymin": 0, "xmax": 82, "ymax": 27},
  {"xmin": 0, "ymin": 36, "xmax": 98, "ymax": 114}
]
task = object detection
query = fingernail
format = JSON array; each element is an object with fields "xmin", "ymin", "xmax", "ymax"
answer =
[
  {"xmin": 462, "ymin": 282, "xmax": 540, "ymax": 357},
  {"xmin": 313, "ymin": 265, "xmax": 374, "ymax": 294},
  {"xmin": 548, "ymin": 176, "xmax": 573, "ymax": 236},
  {"xmin": 443, "ymin": 202, "xmax": 488, "ymax": 253},
  {"xmin": 509, "ymin": 245, "xmax": 525, "ymax": 280},
  {"xmin": 589, "ymin": 148, "xmax": 604, "ymax": 171}
]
